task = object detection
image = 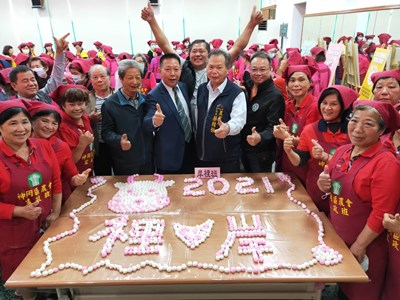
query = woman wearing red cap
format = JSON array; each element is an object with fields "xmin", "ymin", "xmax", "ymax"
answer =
[
  {"xmin": 50, "ymin": 85, "xmax": 95, "ymax": 175},
  {"xmin": 283, "ymin": 86, "xmax": 358, "ymax": 215},
  {"xmin": 133, "ymin": 53, "xmax": 156, "ymax": 95},
  {"xmin": 43, "ymin": 43, "xmax": 54, "ymax": 58},
  {"xmin": 0, "ymin": 100, "xmax": 62, "ymax": 291},
  {"xmin": 149, "ymin": 47, "xmax": 163, "ymax": 83},
  {"xmin": 274, "ymin": 64, "xmax": 320, "ymax": 186},
  {"xmin": 371, "ymin": 69, "xmax": 400, "ymax": 106},
  {"xmin": 69, "ymin": 59, "xmax": 94, "ymax": 90},
  {"xmin": 25, "ymin": 101, "xmax": 91, "ymax": 203},
  {"xmin": 318, "ymin": 100, "xmax": 400, "ymax": 300}
]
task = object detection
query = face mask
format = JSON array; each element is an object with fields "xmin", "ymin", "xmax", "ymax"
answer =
[
  {"xmin": 268, "ymin": 52, "xmax": 276, "ymax": 59},
  {"xmin": 22, "ymin": 49, "xmax": 30, "ymax": 55},
  {"xmin": 150, "ymin": 44, "xmax": 157, "ymax": 50},
  {"xmin": 177, "ymin": 49, "xmax": 182, "ymax": 55},
  {"xmin": 367, "ymin": 39, "xmax": 373, "ymax": 45},
  {"xmin": 32, "ymin": 67, "xmax": 47, "ymax": 78},
  {"xmin": 71, "ymin": 74, "xmax": 83, "ymax": 84},
  {"xmin": 184, "ymin": 42, "xmax": 189, "ymax": 47}
]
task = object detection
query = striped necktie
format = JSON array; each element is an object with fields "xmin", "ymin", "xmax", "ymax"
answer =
[{"xmin": 173, "ymin": 87, "xmax": 192, "ymax": 143}]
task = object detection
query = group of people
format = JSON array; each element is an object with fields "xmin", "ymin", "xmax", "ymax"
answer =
[{"xmin": 0, "ymin": 2, "xmax": 399, "ymax": 300}]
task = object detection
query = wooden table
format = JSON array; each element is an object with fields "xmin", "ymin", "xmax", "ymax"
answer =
[{"xmin": 6, "ymin": 173, "xmax": 368, "ymax": 299}]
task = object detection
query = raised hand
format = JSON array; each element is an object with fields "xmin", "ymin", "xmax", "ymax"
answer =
[
  {"xmin": 317, "ymin": 165, "xmax": 331, "ymax": 193},
  {"xmin": 250, "ymin": 5, "xmax": 264, "ymax": 26},
  {"xmin": 215, "ymin": 117, "xmax": 230, "ymax": 139},
  {"xmin": 153, "ymin": 103, "xmax": 165, "ymax": 127},
  {"xmin": 283, "ymin": 136, "xmax": 295, "ymax": 153},
  {"xmin": 141, "ymin": 1, "xmax": 155, "ymax": 22},
  {"xmin": 53, "ymin": 33, "xmax": 70, "ymax": 54},
  {"xmin": 78, "ymin": 129, "xmax": 94, "ymax": 147},
  {"xmin": 72, "ymin": 168, "xmax": 91, "ymax": 186},
  {"xmin": 120, "ymin": 133, "xmax": 131, "ymax": 151},
  {"xmin": 273, "ymin": 118, "xmax": 290, "ymax": 140},
  {"xmin": 14, "ymin": 200, "xmax": 42, "ymax": 220},
  {"xmin": 247, "ymin": 126, "xmax": 261, "ymax": 146},
  {"xmin": 89, "ymin": 107, "xmax": 101, "ymax": 124},
  {"xmin": 311, "ymin": 139, "xmax": 328, "ymax": 161}
]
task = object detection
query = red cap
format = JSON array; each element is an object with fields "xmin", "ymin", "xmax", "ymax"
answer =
[
  {"xmin": 65, "ymin": 51, "xmax": 76, "ymax": 61},
  {"xmin": 23, "ymin": 100, "xmax": 61, "ymax": 117},
  {"xmin": 370, "ymin": 69, "xmax": 400, "ymax": 85},
  {"xmin": 227, "ymin": 40, "xmax": 234, "ymax": 45},
  {"xmin": 210, "ymin": 39, "xmax": 223, "ymax": 49},
  {"xmin": 390, "ymin": 40, "xmax": 400, "ymax": 45},
  {"xmin": 366, "ymin": 43, "xmax": 377, "ymax": 55},
  {"xmin": 357, "ymin": 40, "xmax": 367, "ymax": 50},
  {"xmin": 14, "ymin": 53, "xmax": 30, "ymax": 65},
  {"xmin": 118, "ymin": 52, "xmax": 132, "ymax": 60},
  {"xmin": 176, "ymin": 44, "xmax": 185, "ymax": 50},
  {"xmin": 171, "ymin": 41, "xmax": 180, "ymax": 46},
  {"xmin": 27, "ymin": 42, "xmax": 35, "ymax": 48},
  {"xmin": 154, "ymin": 47, "xmax": 162, "ymax": 55},
  {"xmin": 182, "ymin": 37, "xmax": 190, "ymax": 43},
  {"xmin": 70, "ymin": 59, "xmax": 95, "ymax": 74},
  {"xmin": 72, "ymin": 41, "xmax": 83, "ymax": 47},
  {"xmin": 287, "ymin": 49, "xmax": 302, "ymax": 66},
  {"xmin": 147, "ymin": 40, "xmax": 156, "ymax": 46},
  {"xmin": 49, "ymin": 84, "xmax": 89, "ymax": 103},
  {"xmin": 87, "ymin": 50, "xmax": 97, "ymax": 58},
  {"xmin": 356, "ymin": 32, "xmax": 364, "ymax": 37},
  {"xmin": 18, "ymin": 43, "xmax": 28, "ymax": 51},
  {"xmin": 0, "ymin": 68, "xmax": 12, "ymax": 84},
  {"xmin": 269, "ymin": 39, "xmax": 279, "ymax": 45},
  {"xmin": 287, "ymin": 65, "xmax": 318, "ymax": 79},
  {"xmin": 0, "ymin": 99, "xmax": 26, "ymax": 115},
  {"xmin": 249, "ymin": 44, "xmax": 259, "ymax": 51},
  {"xmin": 353, "ymin": 100, "xmax": 400, "ymax": 132},
  {"xmin": 44, "ymin": 43, "xmax": 53, "ymax": 48},
  {"xmin": 244, "ymin": 49, "xmax": 254, "ymax": 60},
  {"xmin": 346, "ymin": 36, "xmax": 353, "ymax": 41},
  {"xmin": 337, "ymin": 36, "xmax": 347, "ymax": 43},
  {"xmin": 365, "ymin": 35, "xmax": 375, "ymax": 40},
  {"xmin": 322, "ymin": 85, "xmax": 359, "ymax": 111},
  {"xmin": 102, "ymin": 45, "xmax": 115, "ymax": 58},
  {"xmin": 286, "ymin": 47, "xmax": 300, "ymax": 53},
  {"xmin": 263, "ymin": 44, "xmax": 276, "ymax": 52},
  {"xmin": 323, "ymin": 37, "xmax": 332, "ymax": 43},
  {"xmin": 38, "ymin": 55, "xmax": 54, "ymax": 68},
  {"xmin": 93, "ymin": 41, "xmax": 102, "ymax": 47},
  {"xmin": 378, "ymin": 33, "xmax": 392, "ymax": 45},
  {"xmin": 310, "ymin": 46, "xmax": 325, "ymax": 56}
]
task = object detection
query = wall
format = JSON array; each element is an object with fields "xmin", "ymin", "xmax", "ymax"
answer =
[{"xmin": 0, "ymin": 0, "xmax": 259, "ymax": 55}]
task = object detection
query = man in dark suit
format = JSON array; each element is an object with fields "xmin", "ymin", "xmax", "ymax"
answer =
[{"xmin": 144, "ymin": 53, "xmax": 196, "ymax": 174}]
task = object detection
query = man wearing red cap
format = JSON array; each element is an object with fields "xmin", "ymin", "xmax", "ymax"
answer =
[
  {"xmin": 9, "ymin": 33, "xmax": 70, "ymax": 104},
  {"xmin": 378, "ymin": 33, "xmax": 392, "ymax": 49},
  {"xmin": 141, "ymin": 2, "xmax": 263, "ymax": 119},
  {"xmin": 72, "ymin": 41, "xmax": 88, "ymax": 59}
]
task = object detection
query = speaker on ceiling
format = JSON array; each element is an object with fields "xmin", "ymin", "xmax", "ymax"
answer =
[
  {"xmin": 150, "ymin": 0, "xmax": 160, "ymax": 6},
  {"xmin": 32, "ymin": 0, "xmax": 44, "ymax": 8}
]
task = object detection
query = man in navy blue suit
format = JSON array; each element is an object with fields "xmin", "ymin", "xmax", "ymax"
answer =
[{"xmin": 144, "ymin": 53, "xmax": 196, "ymax": 174}]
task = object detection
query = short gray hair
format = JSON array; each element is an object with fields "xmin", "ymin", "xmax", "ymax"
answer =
[
  {"xmin": 89, "ymin": 64, "xmax": 110, "ymax": 78},
  {"xmin": 208, "ymin": 49, "xmax": 231, "ymax": 69},
  {"xmin": 118, "ymin": 59, "xmax": 144, "ymax": 79}
]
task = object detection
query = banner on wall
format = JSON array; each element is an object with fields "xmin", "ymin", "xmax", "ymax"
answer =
[
  {"xmin": 359, "ymin": 48, "xmax": 390, "ymax": 100},
  {"xmin": 325, "ymin": 43, "xmax": 344, "ymax": 85}
]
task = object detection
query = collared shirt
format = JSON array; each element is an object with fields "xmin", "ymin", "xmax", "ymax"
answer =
[
  {"xmin": 120, "ymin": 88, "xmax": 139, "ymax": 109},
  {"xmin": 161, "ymin": 82, "xmax": 190, "ymax": 119},
  {"xmin": 201, "ymin": 78, "xmax": 246, "ymax": 136}
]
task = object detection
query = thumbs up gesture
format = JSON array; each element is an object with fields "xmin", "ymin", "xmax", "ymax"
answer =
[
  {"xmin": 120, "ymin": 133, "xmax": 131, "ymax": 151},
  {"xmin": 273, "ymin": 118, "xmax": 290, "ymax": 140},
  {"xmin": 78, "ymin": 129, "xmax": 94, "ymax": 147},
  {"xmin": 317, "ymin": 165, "xmax": 331, "ymax": 193},
  {"xmin": 311, "ymin": 139, "xmax": 329, "ymax": 161},
  {"xmin": 215, "ymin": 117, "xmax": 230, "ymax": 139},
  {"xmin": 72, "ymin": 168, "xmax": 92, "ymax": 186},
  {"xmin": 247, "ymin": 126, "xmax": 261, "ymax": 146},
  {"xmin": 16, "ymin": 200, "xmax": 42, "ymax": 221},
  {"xmin": 153, "ymin": 103, "xmax": 165, "ymax": 127}
]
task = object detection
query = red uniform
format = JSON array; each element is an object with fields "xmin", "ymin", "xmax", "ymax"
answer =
[
  {"xmin": 58, "ymin": 111, "xmax": 94, "ymax": 174},
  {"xmin": 328, "ymin": 142, "xmax": 400, "ymax": 299},
  {"xmin": 0, "ymin": 138, "xmax": 61, "ymax": 280},
  {"xmin": 311, "ymin": 62, "xmax": 331, "ymax": 98},
  {"xmin": 277, "ymin": 93, "xmax": 319, "ymax": 185},
  {"xmin": 297, "ymin": 121, "xmax": 349, "ymax": 214},
  {"xmin": 49, "ymin": 135, "xmax": 79, "ymax": 203},
  {"xmin": 228, "ymin": 56, "xmax": 245, "ymax": 82},
  {"xmin": 358, "ymin": 53, "xmax": 370, "ymax": 84}
]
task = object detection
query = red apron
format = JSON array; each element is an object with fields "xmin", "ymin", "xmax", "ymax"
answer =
[
  {"xmin": 330, "ymin": 145, "xmax": 388, "ymax": 300},
  {"xmin": 0, "ymin": 141, "xmax": 53, "ymax": 280},
  {"xmin": 279, "ymin": 100, "xmax": 309, "ymax": 186},
  {"xmin": 51, "ymin": 136, "xmax": 73, "ymax": 204},
  {"xmin": 306, "ymin": 122, "xmax": 349, "ymax": 215},
  {"xmin": 382, "ymin": 150, "xmax": 400, "ymax": 300}
]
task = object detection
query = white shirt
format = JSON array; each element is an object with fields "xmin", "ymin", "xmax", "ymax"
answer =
[
  {"xmin": 195, "ymin": 78, "xmax": 246, "ymax": 136},
  {"xmin": 162, "ymin": 82, "xmax": 190, "ymax": 119}
]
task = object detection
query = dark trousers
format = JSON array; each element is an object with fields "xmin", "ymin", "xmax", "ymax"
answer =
[
  {"xmin": 93, "ymin": 142, "xmax": 113, "ymax": 176},
  {"xmin": 157, "ymin": 140, "xmax": 196, "ymax": 175},
  {"xmin": 241, "ymin": 151, "xmax": 274, "ymax": 173}
]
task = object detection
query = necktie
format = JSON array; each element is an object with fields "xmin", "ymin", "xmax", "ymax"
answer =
[{"xmin": 173, "ymin": 87, "xmax": 192, "ymax": 143}]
